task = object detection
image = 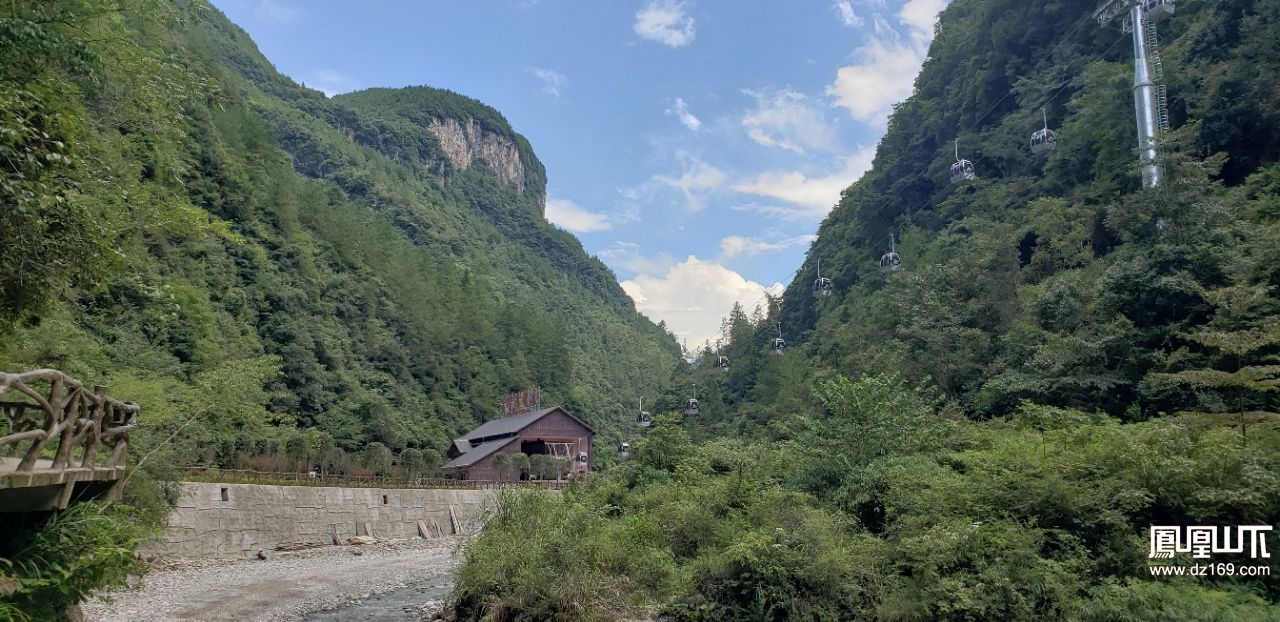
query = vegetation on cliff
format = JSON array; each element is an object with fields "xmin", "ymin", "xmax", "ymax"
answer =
[
  {"xmin": 4, "ymin": 0, "xmax": 1280, "ymax": 618},
  {"xmin": 0, "ymin": 0, "xmax": 680, "ymax": 475},
  {"xmin": 1, "ymin": 1, "xmax": 676, "ymax": 615}
]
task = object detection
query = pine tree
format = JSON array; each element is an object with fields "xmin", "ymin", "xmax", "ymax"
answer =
[{"xmin": 1148, "ymin": 284, "xmax": 1280, "ymax": 443}]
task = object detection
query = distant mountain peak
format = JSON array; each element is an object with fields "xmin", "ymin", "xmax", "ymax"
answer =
[{"xmin": 333, "ymin": 86, "xmax": 548, "ymax": 213}]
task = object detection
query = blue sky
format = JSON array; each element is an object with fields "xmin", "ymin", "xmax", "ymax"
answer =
[{"xmin": 211, "ymin": 0, "xmax": 947, "ymax": 351}]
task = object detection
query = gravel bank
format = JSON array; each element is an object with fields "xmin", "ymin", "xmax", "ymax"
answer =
[{"xmin": 83, "ymin": 538, "xmax": 466, "ymax": 622}]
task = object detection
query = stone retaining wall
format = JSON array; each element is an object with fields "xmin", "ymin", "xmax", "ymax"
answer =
[{"xmin": 148, "ymin": 482, "xmax": 496, "ymax": 559}]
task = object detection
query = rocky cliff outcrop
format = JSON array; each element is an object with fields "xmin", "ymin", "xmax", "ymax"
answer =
[{"xmin": 427, "ymin": 117, "xmax": 545, "ymax": 208}]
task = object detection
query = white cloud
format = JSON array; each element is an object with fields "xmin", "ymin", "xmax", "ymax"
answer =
[
  {"xmin": 665, "ymin": 98, "xmax": 702, "ymax": 131},
  {"xmin": 826, "ymin": 0, "xmax": 947, "ymax": 124},
  {"xmin": 545, "ymin": 197, "xmax": 611, "ymax": 233},
  {"xmin": 899, "ymin": 0, "xmax": 947, "ymax": 43},
  {"xmin": 529, "ymin": 67, "xmax": 568, "ymax": 97},
  {"xmin": 732, "ymin": 146, "xmax": 876, "ymax": 218},
  {"xmin": 833, "ymin": 1, "xmax": 863, "ymax": 27},
  {"xmin": 621, "ymin": 256, "xmax": 783, "ymax": 349},
  {"xmin": 634, "ymin": 0, "xmax": 696, "ymax": 48},
  {"xmin": 826, "ymin": 39, "xmax": 920, "ymax": 123},
  {"xmin": 597, "ymin": 241, "xmax": 677, "ymax": 278},
  {"xmin": 872, "ymin": 15, "xmax": 899, "ymax": 39},
  {"xmin": 307, "ymin": 69, "xmax": 359, "ymax": 97},
  {"xmin": 729, "ymin": 202, "xmax": 817, "ymax": 222},
  {"xmin": 718, "ymin": 234, "xmax": 817, "ymax": 259},
  {"xmin": 741, "ymin": 88, "xmax": 837, "ymax": 154},
  {"xmin": 652, "ymin": 152, "xmax": 726, "ymax": 211},
  {"xmin": 254, "ymin": 0, "xmax": 302, "ymax": 25}
]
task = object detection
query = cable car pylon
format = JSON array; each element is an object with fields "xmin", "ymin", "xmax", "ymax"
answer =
[{"xmin": 1093, "ymin": 0, "xmax": 1176, "ymax": 188}]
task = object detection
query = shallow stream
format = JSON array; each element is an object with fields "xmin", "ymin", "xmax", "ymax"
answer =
[{"xmin": 303, "ymin": 574, "xmax": 455, "ymax": 621}]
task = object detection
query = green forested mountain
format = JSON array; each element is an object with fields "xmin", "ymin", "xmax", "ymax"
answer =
[
  {"xmin": 6, "ymin": 0, "xmax": 1280, "ymax": 618},
  {"xmin": 453, "ymin": 0, "xmax": 1280, "ymax": 619},
  {"xmin": 0, "ymin": 0, "xmax": 680, "ymax": 472},
  {"xmin": 681, "ymin": 0, "xmax": 1280, "ymax": 431}
]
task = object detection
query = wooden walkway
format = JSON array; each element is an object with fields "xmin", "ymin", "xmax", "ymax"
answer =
[{"xmin": 0, "ymin": 369, "xmax": 137, "ymax": 511}]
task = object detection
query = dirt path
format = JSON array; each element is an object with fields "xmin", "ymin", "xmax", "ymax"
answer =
[{"xmin": 83, "ymin": 538, "xmax": 465, "ymax": 622}]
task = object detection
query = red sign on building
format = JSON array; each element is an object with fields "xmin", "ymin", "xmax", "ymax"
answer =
[{"xmin": 500, "ymin": 387, "xmax": 541, "ymax": 417}]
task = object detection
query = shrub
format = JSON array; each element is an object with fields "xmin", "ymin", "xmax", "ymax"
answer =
[{"xmin": 0, "ymin": 503, "xmax": 151, "ymax": 621}]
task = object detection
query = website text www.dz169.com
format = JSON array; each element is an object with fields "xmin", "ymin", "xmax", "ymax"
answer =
[{"xmin": 1149, "ymin": 563, "xmax": 1271, "ymax": 577}]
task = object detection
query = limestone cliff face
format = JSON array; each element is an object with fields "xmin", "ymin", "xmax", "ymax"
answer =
[
  {"xmin": 427, "ymin": 117, "xmax": 545, "ymax": 207},
  {"xmin": 320, "ymin": 86, "xmax": 549, "ymax": 215}
]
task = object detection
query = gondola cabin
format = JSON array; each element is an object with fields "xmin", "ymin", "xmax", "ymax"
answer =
[
  {"xmin": 950, "ymin": 138, "xmax": 975, "ymax": 184},
  {"xmin": 812, "ymin": 277, "xmax": 833, "ymax": 297},
  {"xmin": 949, "ymin": 159, "xmax": 975, "ymax": 183},
  {"xmin": 879, "ymin": 251, "xmax": 901, "ymax": 272},
  {"xmin": 812, "ymin": 259, "xmax": 834, "ymax": 298},
  {"xmin": 1030, "ymin": 127, "xmax": 1056, "ymax": 154},
  {"xmin": 880, "ymin": 233, "xmax": 902, "ymax": 272},
  {"xmin": 1030, "ymin": 110, "xmax": 1057, "ymax": 154}
]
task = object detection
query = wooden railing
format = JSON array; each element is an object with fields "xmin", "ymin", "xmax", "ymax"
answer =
[
  {"xmin": 0, "ymin": 369, "xmax": 138, "ymax": 474},
  {"xmin": 184, "ymin": 467, "xmax": 574, "ymax": 490}
]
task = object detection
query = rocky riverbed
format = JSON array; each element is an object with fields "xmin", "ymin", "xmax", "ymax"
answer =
[{"xmin": 83, "ymin": 537, "xmax": 466, "ymax": 621}]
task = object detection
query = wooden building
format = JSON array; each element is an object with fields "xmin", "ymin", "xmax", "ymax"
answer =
[{"xmin": 442, "ymin": 406, "xmax": 594, "ymax": 481}]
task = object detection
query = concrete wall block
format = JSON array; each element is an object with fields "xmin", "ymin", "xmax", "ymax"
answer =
[{"xmin": 143, "ymin": 482, "xmax": 495, "ymax": 559}]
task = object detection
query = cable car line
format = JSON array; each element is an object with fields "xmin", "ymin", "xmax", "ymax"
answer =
[{"xmin": 686, "ymin": 24, "xmax": 1132, "ymax": 359}]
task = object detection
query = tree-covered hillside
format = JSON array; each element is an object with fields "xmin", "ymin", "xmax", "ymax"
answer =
[
  {"xmin": 0, "ymin": 0, "xmax": 681, "ymax": 474},
  {"xmin": 680, "ymin": 0, "xmax": 1280, "ymax": 429},
  {"xmin": 452, "ymin": 0, "xmax": 1280, "ymax": 619}
]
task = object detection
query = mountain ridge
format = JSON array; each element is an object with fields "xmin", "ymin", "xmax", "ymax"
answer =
[
  {"xmin": 669, "ymin": 0, "xmax": 1280, "ymax": 436},
  {"xmin": 0, "ymin": 0, "xmax": 680, "ymax": 470}
]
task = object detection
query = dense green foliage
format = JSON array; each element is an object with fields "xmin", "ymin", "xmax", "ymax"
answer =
[
  {"xmin": 0, "ymin": 0, "xmax": 679, "ymax": 470},
  {"xmin": 455, "ymin": 0, "xmax": 1280, "ymax": 618},
  {"xmin": 5, "ymin": 0, "xmax": 1280, "ymax": 618},
  {"xmin": 640, "ymin": 0, "xmax": 1280, "ymax": 441},
  {"xmin": 0, "ymin": 503, "xmax": 152, "ymax": 622},
  {"xmin": 1, "ymin": 1, "xmax": 678, "ymax": 614},
  {"xmin": 455, "ymin": 379, "xmax": 1280, "ymax": 621},
  {"xmin": 750, "ymin": 0, "xmax": 1280, "ymax": 424}
]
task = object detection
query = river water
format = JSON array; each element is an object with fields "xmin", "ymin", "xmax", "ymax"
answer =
[{"xmin": 303, "ymin": 574, "xmax": 455, "ymax": 621}]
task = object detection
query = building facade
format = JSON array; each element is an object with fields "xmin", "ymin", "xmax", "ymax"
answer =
[{"xmin": 442, "ymin": 406, "xmax": 593, "ymax": 481}]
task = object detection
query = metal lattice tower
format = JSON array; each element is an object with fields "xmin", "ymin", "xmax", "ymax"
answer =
[
  {"xmin": 1155, "ymin": 84, "xmax": 1170, "ymax": 132},
  {"xmin": 1145, "ymin": 20, "xmax": 1163, "ymax": 81},
  {"xmin": 1094, "ymin": 0, "xmax": 1176, "ymax": 189},
  {"xmin": 1144, "ymin": 20, "xmax": 1171, "ymax": 132}
]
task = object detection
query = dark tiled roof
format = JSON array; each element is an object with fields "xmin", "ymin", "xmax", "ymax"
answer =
[
  {"xmin": 462, "ymin": 407, "xmax": 560, "ymax": 441},
  {"xmin": 463, "ymin": 406, "xmax": 596, "ymax": 441},
  {"xmin": 443, "ymin": 406, "xmax": 595, "ymax": 471},
  {"xmin": 442, "ymin": 436, "xmax": 520, "ymax": 469}
]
